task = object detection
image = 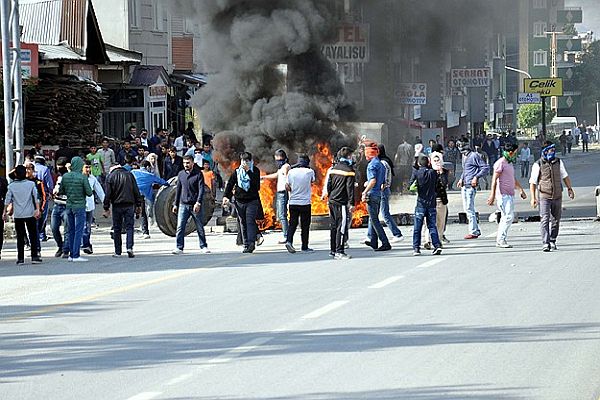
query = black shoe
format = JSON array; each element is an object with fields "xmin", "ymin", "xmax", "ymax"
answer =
[
  {"xmin": 364, "ymin": 240, "xmax": 372, "ymax": 248},
  {"xmin": 82, "ymin": 247, "xmax": 93, "ymax": 255},
  {"xmin": 285, "ymin": 242, "xmax": 296, "ymax": 254},
  {"xmin": 127, "ymin": 250, "xmax": 135, "ymax": 258},
  {"xmin": 329, "ymin": 251, "xmax": 336, "ymax": 258},
  {"xmin": 542, "ymin": 244, "xmax": 551, "ymax": 252},
  {"xmin": 374, "ymin": 244, "xmax": 392, "ymax": 252},
  {"xmin": 61, "ymin": 252, "xmax": 70, "ymax": 259},
  {"xmin": 242, "ymin": 247, "xmax": 251, "ymax": 253},
  {"xmin": 247, "ymin": 243, "xmax": 256, "ymax": 253},
  {"xmin": 32, "ymin": 257, "xmax": 43, "ymax": 264},
  {"xmin": 432, "ymin": 247, "xmax": 443, "ymax": 255},
  {"xmin": 55, "ymin": 249, "xmax": 63, "ymax": 258},
  {"xmin": 16, "ymin": 259, "xmax": 24, "ymax": 265}
]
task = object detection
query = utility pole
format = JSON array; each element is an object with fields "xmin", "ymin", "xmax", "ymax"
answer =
[{"xmin": 1, "ymin": 0, "xmax": 24, "ymax": 178}]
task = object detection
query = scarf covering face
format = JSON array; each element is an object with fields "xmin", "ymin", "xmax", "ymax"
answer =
[
  {"xmin": 276, "ymin": 159, "xmax": 288, "ymax": 169},
  {"xmin": 503, "ymin": 150, "xmax": 518, "ymax": 164},
  {"xmin": 365, "ymin": 146, "xmax": 379, "ymax": 160},
  {"xmin": 542, "ymin": 144, "xmax": 556, "ymax": 161},
  {"xmin": 430, "ymin": 152, "xmax": 444, "ymax": 171},
  {"xmin": 236, "ymin": 160, "xmax": 253, "ymax": 191},
  {"xmin": 339, "ymin": 157, "xmax": 353, "ymax": 166}
]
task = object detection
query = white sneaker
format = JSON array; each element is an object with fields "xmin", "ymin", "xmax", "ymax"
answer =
[
  {"xmin": 172, "ymin": 248, "xmax": 183, "ymax": 255},
  {"xmin": 71, "ymin": 257, "xmax": 88, "ymax": 262},
  {"xmin": 141, "ymin": 234, "xmax": 151, "ymax": 240},
  {"xmin": 496, "ymin": 240, "xmax": 513, "ymax": 248},
  {"xmin": 200, "ymin": 247, "xmax": 211, "ymax": 254},
  {"xmin": 390, "ymin": 236, "xmax": 404, "ymax": 243},
  {"xmin": 67, "ymin": 257, "xmax": 73, "ymax": 262}
]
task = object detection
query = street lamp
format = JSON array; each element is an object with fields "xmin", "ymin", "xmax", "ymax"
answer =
[{"xmin": 505, "ymin": 65, "xmax": 532, "ymax": 132}]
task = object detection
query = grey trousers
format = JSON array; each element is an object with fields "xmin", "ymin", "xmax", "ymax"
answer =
[{"xmin": 539, "ymin": 197, "xmax": 562, "ymax": 245}]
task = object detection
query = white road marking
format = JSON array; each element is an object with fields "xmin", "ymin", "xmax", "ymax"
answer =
[
  {"xmin": 486, "ymin": 232, "xmax": 497, "ymax": 238},
  {"xmin": 166, "ymin": 373, "xmax": 193, "ymax": 386},
  {"xmin": 126, "ymin": 392, "xmax": 162, "ymax": 400},
  {"xmin": 206, "ymin": 336, "xmax": 274, "ymax": 365},
  {"xmin": 368, "ymin": 275, "xmax": 405, "ymax": 289},
  {"xmin": 301, "ymin": 300, "xmax": 349, "ymax": 319},
  {"xmin": 416, "ymin": 257, "xmax": 448, "ymax": 269}
]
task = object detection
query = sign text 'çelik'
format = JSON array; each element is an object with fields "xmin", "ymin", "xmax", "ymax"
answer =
[
  {"xmin": 321, "ymin": 24, "xmax": 369, "ymax": 63},
  {"xmin": 523, "ymin": 78, "xmax": 563, "ymax": 97},
  {"xmin": 451, "ymin": 68, "xmax": 490, "ymax": 88}
]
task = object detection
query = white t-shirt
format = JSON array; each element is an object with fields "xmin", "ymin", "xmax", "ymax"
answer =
[
  {"xmin": 276, "ymin": 164, "xmax": 290, "ymax": 192},
  {"xmin": 286, "ymin": 167, "xmax": 315, "ymax": 206},
  {"xmin": 529, "ymin": 160, "xmax": 568, "ymax": 185},
  {"xmin": 174, "ymin": 136, "xmax": 185, "ymax": 156}
]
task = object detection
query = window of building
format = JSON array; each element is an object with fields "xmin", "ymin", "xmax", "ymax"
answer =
[
  {"xmin": 532, "ymin": 0, "xmax": 547, "ymax": 9},
  {"xmin": 533, "ymin": 21, "xmax": 547, "ymax": 37},
  {"xmin": 534, "ymin": 50, "xmax": 547, "ymax": 66},
  {"xmin": 152, "ymin": 0, "xmax": 164, "ymax": 31},
  {"xmin": 129, "ymin": 0, "xmax": 141, "ymax": 28}
]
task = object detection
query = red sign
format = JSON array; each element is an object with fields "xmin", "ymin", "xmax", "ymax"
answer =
[{"xmin": 0, "ymin": 42, "xmax": 39, "ymax": 79}]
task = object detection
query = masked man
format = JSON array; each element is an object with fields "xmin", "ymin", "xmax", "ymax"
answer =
[
  {"xmin": 487, "ymin": 144, "xmax": 527, "ymax": 248},
  {"xmin": 529, "ymin": 141, "xmax": 575, "ymax": 252}
]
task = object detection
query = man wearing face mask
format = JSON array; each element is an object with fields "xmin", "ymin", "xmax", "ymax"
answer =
[
  {"xmin": 457, "ymin": 144, "xmax": 489, "ymax": 239},
  {"xmin": 285, "ymin": 154, "xmax": 315, "ymax": 253},
  {"xmin": 529, "ymin": 141, "xmax": 575, "ymax": 252},
  {"xmin": 223, "ymin": 152, "xmax": 261, "ymax": 253},
  {"xmin": 487, "ymin": 143, "xmax": 527, "ymax": 248},
  {"xmin": 326, "ymin": 147, "xmax": 355, "ymax": 260},
  {"xmin": 361, "ymin": 143, "xmax": 391, "ymax": 252},
  {"xmin": 262, "ymin": 149, "xmax": 291, "ymax": 244}
]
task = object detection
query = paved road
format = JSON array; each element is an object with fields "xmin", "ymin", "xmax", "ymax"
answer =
[{"xmin": 2, "ymin": 212, "xmax": 600, "ymax": 399}]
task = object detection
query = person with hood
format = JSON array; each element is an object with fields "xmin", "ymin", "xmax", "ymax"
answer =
[
  {"xmin": 4, "ymin": 165, "xmax": 42, "ymax": 264},
  {"xmin": 58, "ymin": 156, "xmax": 93, "ymax": 262},
  {"xmin": 262, "ymin": 149, "xmax": 291, "ymax": 244},
  {"xmin": 529, "ymin": 141, "xmax": 575, "ymax": 252},
  {"xmin": 223, "ymin": 152, "xmax": 261, "ymax": 253},
  {"xmin": 284, "ymin": 154, "xmax": 315, "ymax": 253},
  {"xmin": 409, "ymin": 155, "xmax": 443, "ymax": 256},
  {"xmin": 103, "ymin": 163, "xmax": 143, "ymax": 258},
  {"xmin": 487, "ymin": 143, "xmax": 527, "ymax": 248},
  {"xmin": 457, "ymin": 144, "xmax": 489, "ymax": 239},
  {"xmin": 362, "ymin": 143, "xmax": 391, "ymax": 252},
  {"xmin": 326, "ymin": 147, "xmax": 355, "ymax": 260},
  {"xmin": 365, "ymin": 144, "xmax": 403, "ymax": 244}
]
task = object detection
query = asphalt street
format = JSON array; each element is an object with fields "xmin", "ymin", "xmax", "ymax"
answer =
[{"xmin": 2, "ymin": 147, "xmax": 600, "ymax": 400}]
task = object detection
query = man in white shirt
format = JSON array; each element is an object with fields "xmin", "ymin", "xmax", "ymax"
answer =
[
  {"xmin": 529, "ymin": 141, "xmax": 575, "ymax": 252},
  {"xmin": 261, "ymin": 149, "xmax": 291, "ymax": 244},
  {"xmin": 174, "ymin": 133, "xmax": 186, "ymax": 157},
  {"xmin": 285, "ymin": 154, "xmax": 315, "ymax": 253},
  {"xmin": 518, "ymin": 142, "xmax": 531, "ymax": 179}
]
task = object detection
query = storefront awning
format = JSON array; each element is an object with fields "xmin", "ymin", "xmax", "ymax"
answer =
[{"xmin": 171, "ymin": 73, "xmax": 207, "ymax": 87}]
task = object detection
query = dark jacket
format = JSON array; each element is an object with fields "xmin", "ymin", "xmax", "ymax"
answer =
[
  {"xmin": 164, "ymin": 155, "xmax": 184, "ymax": 180},
  {"xmin": 174, "ymin": 166, "xmax": 205, "ymax": 206},
  {"xmin": 410, "ymin": 167, "xmax": 438, "ymax": 209},
  {"xmin": 59, "ymin": 157, "xmax": 92, "ymax": 210},
  {"xmin": 224, "ymin": 166, "xmax": 261, "ymax": 203},
  {"xmin": 0, "ymin": 176, "xmax": 9, "ymax": 203},
  {"xmin": 327, "ymin": 161, "xmax": 356, "ymax": 206},
  {"xmin": 117, "ymin": 148, "xmax": 139, "ymax": 166},
  {"xmin": 103, "ymin": 166, "xmax": 142, "ymax": 210}
]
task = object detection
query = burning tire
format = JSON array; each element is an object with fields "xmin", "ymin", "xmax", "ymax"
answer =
[{"xmin": 154, "ymin": 177, "xmax": 216, "ymax": 237}]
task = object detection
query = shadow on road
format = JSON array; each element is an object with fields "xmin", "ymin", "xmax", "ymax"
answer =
[{"xmin": 2, "ymin": 322, "xmax": 600, "ymax": 382}]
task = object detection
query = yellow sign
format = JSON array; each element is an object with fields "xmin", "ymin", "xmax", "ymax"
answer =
[{"xmin": 524, "ymin": 78, "xmax": 563, "ymax": 97}]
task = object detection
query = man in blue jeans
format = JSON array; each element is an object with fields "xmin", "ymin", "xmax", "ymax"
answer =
[
  {"xmin": 262, "ymin": 149, "xmax": 290, "ymax": 244},
  {"xmin": 51, "ymin": 158, "xmax": 70, "ymax": 258},
  {"xmin": 410, "ymin": 155, "xmax": 443, "ymax": 256},
  {"xmin": 457, "ymin": 144, "xmax": 489, "ymax": 239},
  {"xmin": 361, "ymin": 143, "xmax": 391, "ymax": 252},
  {"xmin": 172, "ymin": 155, "xmax": 210, "ymax": 255},
  {"xmin": 103, "ymin": 163, "xmax": 143, "ymax": 258},
  {"xmin": 58, "ymin": 157, "xmax": 93, "ymax": 262}
]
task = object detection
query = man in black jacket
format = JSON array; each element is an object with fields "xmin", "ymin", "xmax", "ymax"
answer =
[
  {"xmin": 103, "ymin": 164, "xmax": 142, "ymax": 258},
  {"xmin": 327, "ymin": 147, "xmax": 356, "ymax": 260},
  {"xmin": 172, "ymin": 155, "xmax": 210, "ymax": 254},
  {"xmin": 223, "ymin": 152, "xmax": 261, "ymax": 253}
]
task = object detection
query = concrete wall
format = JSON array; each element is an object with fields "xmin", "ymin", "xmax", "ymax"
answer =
[{"xmin": 91, "ymin": 0, "xmax": 129, "ymax": 49}]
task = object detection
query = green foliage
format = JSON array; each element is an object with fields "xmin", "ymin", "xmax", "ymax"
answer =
[
  {"xmin": 573, "ymin": 40, "xmax": 600, "ymax": 121},
  {"xmin": 518, "ymin": 103, "xmax": 555, "ymax": 129}
]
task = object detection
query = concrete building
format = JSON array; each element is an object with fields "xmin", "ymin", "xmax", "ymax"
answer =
[{"xmin": 92, "ymin": 0, "xmax": 206, "ymax": 138}]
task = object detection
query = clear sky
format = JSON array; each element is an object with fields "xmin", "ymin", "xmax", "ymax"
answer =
[{"xmin": 565, "ymin": 0, "xmax": 600, "ymax": 38}]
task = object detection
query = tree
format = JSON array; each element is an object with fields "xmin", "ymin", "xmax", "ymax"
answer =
[
  {"xmin": 572, "ymin": 40, "xmax": 600, "ymax": 122},
  {"xmin": 518, "ymin": 103, "xmax": 555, "ymax": 129}
]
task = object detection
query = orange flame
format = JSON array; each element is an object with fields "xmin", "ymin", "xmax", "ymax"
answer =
[{"xmin": 250, "ymin": 142, "xmax": 368, "ymax": 230}]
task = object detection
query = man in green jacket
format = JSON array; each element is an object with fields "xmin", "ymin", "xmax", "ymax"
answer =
[{"xmin": 59, "ymin": 156, "xmax": 93, "ymax": 262}]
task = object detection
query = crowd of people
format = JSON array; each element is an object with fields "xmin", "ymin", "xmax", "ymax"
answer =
[{"xmin": 0, "ymin": 124, "xmax": 583, "ymax": 264}]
